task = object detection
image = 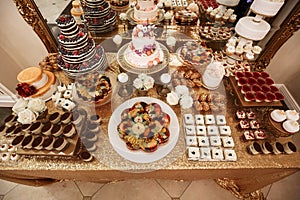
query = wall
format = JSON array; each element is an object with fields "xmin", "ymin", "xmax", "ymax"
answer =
[
  {"xmin": 267, "ymin": 31, "xmax": 300, "ymax": 105},
  {"xmin": 0, "ymin": 0, "xmax": 48, "ymax": 92}
]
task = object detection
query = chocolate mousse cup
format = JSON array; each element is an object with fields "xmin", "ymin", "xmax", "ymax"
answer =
[
  {"xmin": 12, "ymin": 135, "xmax": 25, "ymax": 146},
  {"xmin": 29, "ymin": 122, "xmax": 43, "ymax": 134},
  {"xmin": 247, "ymin": 142, "xmax": 262, "ymax": 155},
  {"xmin": 21, "ymin": 135, "xmax": 34, "ymax": 149},
  {"xmin": 283, "ymin": 142, "xmax": 297, "ymax": 154},
  {"xmin": 261, "ymin": 142, "xmax": 273, "ymax": 154},
  {"xmin": 49, "ymin": 112, "xmax": 61, "ymax": 124},
  {"xmin": 272, "ymin": 142, "xmax": 285, "ymax": 155},
  {"xmin": 41, "ymin": 122, "xmax": 52, "ymax": 136},
  {"xmin": 42, "ymin": 136, "xmax": 55, "ymax": 151},
  {"xmin": 32, "ymin": 136, "xmax": 44, "ymax": 150},
  {"xmin": 61, "ymin": 112, "xmax": 72, "ymax": 124}
]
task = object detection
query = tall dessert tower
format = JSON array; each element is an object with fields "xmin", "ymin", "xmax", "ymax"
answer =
[{"xmin": 81, "ymin": 0, "xmax": 117, "ymax": 34}]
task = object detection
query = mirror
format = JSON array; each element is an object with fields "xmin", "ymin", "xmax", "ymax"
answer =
[{"xmin": 12, "ymin": 0, "xmax": 300, "ymax": 70}]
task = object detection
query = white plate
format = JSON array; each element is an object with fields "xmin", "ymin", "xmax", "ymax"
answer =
[{"xmin": 108, "ymin": 97, "xmax": 179, "ymax": 163}]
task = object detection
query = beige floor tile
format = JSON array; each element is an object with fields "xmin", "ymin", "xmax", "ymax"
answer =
[
  {"xmin": 267, "ymin": 171, "xmax": 300, "ymax": 200},
  {"xmin": 4, "ymin": 181, "xmax": 82, "ymax": 200},
  {"xmin": 156, "ymin": 179, "xmax": 191, "ymax": 198},
  {"xmin": 0, "ymin": 180, "xmax": 17, "ymax": 195},
  {"xmin": 181, "ymin": 180, "xmax": 236, "ymax": 200},
  {"xmin": 93, "ymin": 179, "xmax": 170, "ymax": 200},
  {"xmin": 75, "ymin": 181, "xmax": 105, "ymax": 197}
]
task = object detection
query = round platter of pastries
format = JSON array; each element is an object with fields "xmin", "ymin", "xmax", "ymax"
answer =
[
  {"xmin": 73, "ymin": 71, "xmax": 116, "ymax": 106},
  {"xmin": 108, "ymin": 97, "xmax": 179, "ymax": 163},
  {"xmin": 117, "ymin": 24, "xmax": 169, "ymax": 75},
  {"xmin": 16, "ymin": 67, "xmax": 58, "ymax": 100}
]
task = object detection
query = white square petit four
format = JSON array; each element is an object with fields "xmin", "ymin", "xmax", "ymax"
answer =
[
  {"xmin": 52, "ymin": 92, "xmax": 62, "ymax": 102},
  {"xmin": 212, "ymin": 148, "xmax": 224, "ymax": 160},
  {"xmin": 57, "ymin": 84, "xmax": 67, "ymax": 92},
  {"xmin": 222, "ymin": 137, "xmax": 235, "ymax": 148},
  {"xmin": 216, "ymin": 115, "xmax": 226, "ymax": 125},
  {"xmin": 195, "ymin": 114, "xmax": 204, "ymax": 125},
  {"xmin": 224, "ymin": 149, "xmax": 237, "ymax": 161},
  {"xmin": 63, "ymin": 90, "xmax": 72, "ymax": 99},
  {"xmin": 187, "ymin": 147, "xmax": 200, "ymax": 160},
  {"xmin": 207, "ymin": 125, "xmax": 219, "ymax": 135},
  {"xmin": 196, "ymin": 125, "xmax": 207, "ymax": 136},
  {"xmin": 67, "ymin": 83, "xmax": 74, "ymax": 90},
  {"xmin": 205, "ymin": 115, "xmax": 215, "ymax": 124},
  {"xmin": 197, "ymin": 136, "xmax": 210, "ymax": 147},
  {"xmin": 186, "ymin": 136, "xmax": 198, "ymax": 146},
  {"xmin": 183, "ymin": 114, "xmax": 194, "ymax": 125},
  {"xmin": 210, "ymin": 136, "xmax": 222, "ymax": 146},
  {"xmin": 55, "ymin": 98, "xmax": 65, "ymax": 107},
  {"xmin": 200, "ymin": 147, "xmax": 211, "ymax": 159},
  {"xmin": 185, "ymin": 125, "xmax": 196, "ymax": 136},
  {"xmin": 219, "ymin": 125, "xmax": 232, "ymax": 136}
]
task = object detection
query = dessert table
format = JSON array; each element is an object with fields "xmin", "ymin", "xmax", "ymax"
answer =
[{"xmin": 1, "ymin": 23, "xmax": 300, "ymax": 200}]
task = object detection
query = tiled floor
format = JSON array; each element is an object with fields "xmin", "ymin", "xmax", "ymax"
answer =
[{"xmin": 1, "ymin": 173, "xmax": 300, "ymax": 200}]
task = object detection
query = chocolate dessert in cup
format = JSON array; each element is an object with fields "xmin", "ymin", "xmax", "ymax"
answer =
[
  {"xmin": 61, "ymin": 112, "xmax": 72, "ymax": 124},
  {"xmin": 21, "ymin": 135, "xmax": 34, "ymax": 149},
  {"xmin": 80, "ymin": 151, "xmax": 93, "ymax": 162},
  {"xmin": 4, "ymin": 114, "xmax": 17, "ymax": 127},
  {"xmin": 63, "ymin": 124, "xmax": 77, "ymax": 138},
  {"xmin": 261, "ymin": 142, "xmax": 273, "ymax": 154},
  {"xmin": 283, "ymin": 142, "xmax": 297, "ymax": 154},
  {"xmin": 12, "ymin": 135, "xmax": 25, "ymax": 147},
  {"xmin": 29, "ymin": 122, "xmax": 43, "ymax": 134},
  {"xmin": 49, "ymin": 112, "xmax": 61, "ymax": 124},
  {"xmin": 51, "ymin": 124, "xmax": 63, "ymax": 137},
  {"xmin": 53, "ymin": 138, "xmax": 69, "ymax": 151},
  {"xmin": 42, "ymin": 136, "xmax": 55, "ymax": 151},
  {"xmin": 32, "ymin": 136, "xmax": 44, "ymax": 150},
  {"xmin": 247, "ymin": 142, "xmax": 262, "ymax": 155},
  {"xmin": 41, "ymin": 122, "xmax": 53, "ymax": 136},
  {"xmin": 272, "ymin": 142, "xmax": 284, "ymax": 155}
]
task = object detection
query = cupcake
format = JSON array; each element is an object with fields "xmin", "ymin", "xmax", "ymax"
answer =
[
  {"xmin": 21, "ymin": 135, "xmax": 34, "ymax": 149},
  {"xmin": 80, "ymin": 151, "xmax": 93, "ymax": 162},
  {"xmin": 53, "ymin": 138, "xmax": 69, "ymax": 152},
  {"xmin": 49, "ymin": 112, "xmax": 61, "ymax": 124},
  {"xmin": 42, "ymin": 136, "xmax": 55, "ymax": 150},
  {"xmin": 51, "ymin": 124, "xmax": 63, "ymax": 137},
  {"xmin": 61, "ymin": 112, "xmax": 72, "ymax": 124},
  {"xmin": 32, "ymin": 136, "xmax": 44, "ymax": 150},
  {"xmin": 12, "ymin": 135, "xmax": 25, "ymax": 146},
  {"xmin": 270, "ymin": 110, "xmax": 286, "ymax": 122},
  {"xmin": 63, "ymin": 124, "xmax": 76, "ymax": 138},
  {"xmin": 41, "ymin": 122, "xmax": 53, "ymax": 136},
  {"xmin": 285, "ymin": 110, "xmax": 299, "ymax": 121},
  {"xmin": 282, "ymin": 120, "xmax": 299, "ymax": 133},
  {"xmin": 29, "ymin": 122, "xmax": 43, "ymax": 134}
]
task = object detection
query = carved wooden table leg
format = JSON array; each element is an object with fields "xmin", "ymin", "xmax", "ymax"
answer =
[{"xmin": 215, "ymin": 178, "xmax": 265, "ymax": 200}]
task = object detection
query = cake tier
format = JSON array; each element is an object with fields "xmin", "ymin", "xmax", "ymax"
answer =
[
  {"xmin": 85, "ymin": 0, "xmax": 106, "ymax": 8},
  {"xmin": 235, "ymin": 16, "xmax": 270, "ymax": 41},
  {"xmin": 250, "ymin": 0, "xmax": 284, "ymax": 17},
  {"xmin": 31, "ymin": 71, "xmax": 56, "ymax": 98},
  {"xmin": 56, "ymin": 15, "xmax": 79, "ymax": 38},
  {"xmin": 59, "ymin": 39, "xmax": 96, "ymax": 64},
  {"xmin": 85, "ymin": 10, "xmax": 117, "ymax": 33},
  {"xmin": 58, "ymin": 29, "xmax": 89, "ymax": 51},
  {"xmin": 124, "ymin": 42, "xmax": 163, "ymax": 68},
  {"xmin": 217, "ymin": 0, "xmax": 239, "ymax": 7},
  {"xmin": 134, "ymin": 6, "xmax": 158, "ymax": 21},
  {"xmin": 83, "ymin": 1, "xmax": 111, "ymax": 18},
  {"xmin": 17, "ymin": 67, "xmax": 43, "ymax": 85},
  {"xmin": 137, "ymin": 0, "xmax": 155, "ymax": 10}
]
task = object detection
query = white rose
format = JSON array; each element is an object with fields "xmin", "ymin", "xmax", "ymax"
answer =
[
  {"xmin": 138, "ymin": 31, "xmax": 144, "ymax": 38},
  {"xmin": 119, "ymin": 13, "xmax": 127, "ymax": 21},
  {"xmin": 166, "ymin": 91, "xmax": 179, "ymax": 105},
  {"xmin": 17, "ymin": 109, "xmax": 37, "ymax": 124},
  {"xmin": 12, "ymin": 98, "xmax": 28, "ymax": 114},
  {"xmin": 27, "ymin": 98, "xmax": 46, "ymax": 113},
  {"xmin": 133, "ymin": 78, "xmax": 144, "ymax": 89},
  {"xmin": 175, "ymin": 85, "xmax": 189, "ymax": 98},
  {"xmin": 143, "ymin": 76, "xmax": 154, "ymax": 90},
  {"xmin": 179, "ymin": 95, "xmax": 194, "ymax": 109}
]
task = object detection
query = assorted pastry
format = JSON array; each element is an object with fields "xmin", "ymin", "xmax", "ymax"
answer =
[
  {"xmin": 192, "ymin": 92, "xmax": 226, "ymax": 112},
  {"xmin": 171, "ymin": 65, "xmax": 203, "ymax": 88},
  {"xmin": 39, "ymin": 53, "xmax": 60, "ymax": 71},
  {"xmin": 183, "ymin": 113, "xmax": 237, "ymax": 161},
  {"xmin": 174, "ymin": 9, "xmax": 198, "ymax": 25},
  {"xmin": 117, "ymin": 101, "xmax": 171, "ymax": 152}
]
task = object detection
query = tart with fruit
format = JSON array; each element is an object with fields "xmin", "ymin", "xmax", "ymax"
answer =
[{"xmin": 117, "ymin": 101, "xmax": 170, "ymax": 152}]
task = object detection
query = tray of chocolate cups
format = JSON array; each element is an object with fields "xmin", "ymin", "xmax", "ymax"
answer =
[
  {"xmin": 235, "ymin": 109, "xmax": 268, "ymax": 142},
  {"xmin": 5, "ymin": 110, "xmax": 81, "ymax": 157},
  {"xmin": 247, "ymin": 141, "xmax": 297, "ymax": 156}
]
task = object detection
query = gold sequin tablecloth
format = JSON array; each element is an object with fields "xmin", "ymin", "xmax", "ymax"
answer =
[{"xmin": 1, "ymin": 54, "xmax": 300, "ymax": 198}]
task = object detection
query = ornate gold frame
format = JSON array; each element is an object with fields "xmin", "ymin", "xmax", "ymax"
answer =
[
  {"xmin": 12, "ymin": 0, "xmax": 299, "ymax": 69},
  {"xmin": 12, "ymin": 0, "xmax": 58, "ymax": 53}
]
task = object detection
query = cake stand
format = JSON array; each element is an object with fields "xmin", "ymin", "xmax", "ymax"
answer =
[
  {"xmin": 126, "ymin": 8, "xmax": 165, "ymax": 25},
  {"xmin": 117, "ymin": 42, "xmax": 170, "ymax": 75}
]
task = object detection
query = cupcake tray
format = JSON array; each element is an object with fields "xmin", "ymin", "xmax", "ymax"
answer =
[
  {"xmin": 16, "ymin": 133, "xmax": 80, "ymax": 157},
  {"xmin": 229, "ymin": 76, "xmax": 283, "ymax": 107}
]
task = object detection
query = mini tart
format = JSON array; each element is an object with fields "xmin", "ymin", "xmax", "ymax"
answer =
[
  {"xmin": 32, "ymin": 136, "xmax": 44, "ymax": 150},
  {"xmin": 63, "ymin": 124, "xmax": 76, "ymax": 138},
  {"xmin": 247, "ymin": 77, "xmax": 257, "ymax": 85},
  {"xmin": 12, "ymin": 135, "xmax": 25, "ymax": 146},
  {"xmin": 42, "ymin": 136, "xmax": 55, "ymax": 150},
  {"xmin": 237, "ymin": 77, "xmax": 247, "ymax": 86},
  {"xmin": 0, "ymin": 144, "xmax": 8, "ymax": 151},
  {"xmin": 256, "ymin": 77, "xmax": 266, "ymax": 85},
  {"xmin": 265, "ymin": 92, "xmax": 276, "ymax": 102},
  {"xmin": 51, "ymin": 124, "xmax": 63, "ymax": 137},
  {"xmin": 1, "ymin": 153, "xmax": 10, "ymax": 162},
  {"xmin": 255, "ymin": 92, "xmax": 266, "ymax": 102},
  {"xmin": 10, "ymin": 153, "xmax": 20, "ymax": 161},
  {"xmin": 61, "ymin": 112, "xmax": 72, "ymax": 124},
  {"xmin": 53, "ymin": 137, "xmax": 69, "ymax": 151},
  {"xmin": 49, "ymin": 112, "xmax": 61, "ymax": 124},
  {"xmin": 235, "ymin": 71, "xmax": 244, "ymax": 80},
  {"xmin": 274, "ymin": 92, "xmax": 284, "ymax": 101},
  {"xmin": 270, "ymin": 109, "xmax": 286, "ymax": 122},
  {"xmin": 244, "ymin": 92, "xmax": 255, "ymax": 102},
  {"xmin": 252, "ymin": 71, "xmax": 261, "ymax": 79},
  {"xmin": 89, "ymin": 114, "xmax": 101, "ymax": 124},
  {"xmin": 241, "ymin": 84, "xmax": 251, "ymax": 94},
  {"xmin": 41, "ymin": 122, "xmax": 53, "ymax": 136},
  {"xmin": 270, "ymin": 85, "xmax": 279, "ymax": 93},
  {"xmin": 285, "ymin": 110, "xmax": 299, "ymax": 121},
  {"xmin": 29, "ymin": 122, "xmax": 43, "ymax": 134},
  {"xmin": 282, "ymin": 120, "xmax": 300, "ymax": 133},
  {"xmin": 265, "ymin": 77, "xmax": 275, "ymax": 85},
  {"xmin": 21, "ymin": 135, "xmax": 34, "ymax": 149},
  {"xmin": 261, "ymin": 85, "xmax": 270, "ymax": 93},
  {"xmin": 80, "ymin": 151, "xmax": 93, "ymax": 162}
]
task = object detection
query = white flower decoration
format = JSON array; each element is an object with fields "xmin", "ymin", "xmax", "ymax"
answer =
[
  {"xmin": 12, "ymin": 98, "xmax": 28, "ymax": 114},
  {"xmin": 175, "ymin": 85, "xmax": 189, "ymax": 98},
  {"xmin": 133, "ymin": 74, "xmax": 154, "ymax": 90},
  {"xmin": 17, "ymin": 109, "xmax": 37, "ymax": 124},
  {"xmin": 119, "ymin": 13, "xmax": 127, "ymax": 21},
  {"xmin": 166, "ymin": 91, "xmax": 179, "ymax": 105},
  {"xmin": 179, "ymin": 95, "xmax": 194, "ymax": 109},
  {"xmin": 27, "ymin": 98, "xmax": 46, "ymax": 113}
]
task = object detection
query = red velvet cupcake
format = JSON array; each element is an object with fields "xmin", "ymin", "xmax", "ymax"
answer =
[
  {"xmin": 241, "ymin": 84, "xmax": 251, "ymax": 94},
  {"xmin": 274, "ymin": 92, "xmax": 284, "ymax": 101},
  {"xmin": 261, "ymin": 85, "xmax": 271, "ymax": 93},
  {"xmin": 251, "ymin": 84, "xmax": 262, "ymax": 92},
  {"xmin": 255, "ymin": 92, "xmax": 266, "ymax": 102},
  {"xmin": 244, "ymin": 92, "xmax": 255, "ymax": 101},
  {"xmin": 265, "ymin": 92, "xmax": 276, "ymax": 102},
  {"xmin": 265, "ymin": 77, "xmax": 275, "ymax": 85}
]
